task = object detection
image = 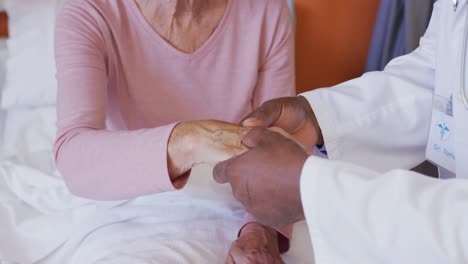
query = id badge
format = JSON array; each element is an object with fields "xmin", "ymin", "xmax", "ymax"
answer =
[{"xmin": 426, "ymin": 95, "xmax": 456, "ymax": 174}]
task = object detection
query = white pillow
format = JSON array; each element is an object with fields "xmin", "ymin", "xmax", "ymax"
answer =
[
  {"xmin": 1, "ymin": 0, "xmax": 61, "ymax": 109},
  {"xmin": 0, "ymin": 39, "xmax": 9, "ymax": 158},
  {"xmin": 2, "ymin": 40, "xmax": 56, "ymax": 108}
]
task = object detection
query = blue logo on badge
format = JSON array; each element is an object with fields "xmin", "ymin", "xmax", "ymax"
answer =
[{"xmin": 437, "ymin": 122, "xmax": 450, "ymax": 141}]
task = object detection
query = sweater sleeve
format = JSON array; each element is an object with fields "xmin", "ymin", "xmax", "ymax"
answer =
[
  {"xmin": 253, "ymin": 0, "xmax": 296, "ymax": 109},
  {"xmin": 54, "ymin": 1, "xmax": 184, "ymax": 201}
]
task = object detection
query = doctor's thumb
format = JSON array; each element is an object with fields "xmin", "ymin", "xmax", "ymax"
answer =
[
  {"xmin": 241, "ymin": 103, "xmax": 281, "ymax": 128},
  {"xmin": 242, "ymin": 127, "xmax": 278, "ymax": 148},
  {"xmin": 213, "ymin": 160, "xmax": 231, "ymax": 184}
]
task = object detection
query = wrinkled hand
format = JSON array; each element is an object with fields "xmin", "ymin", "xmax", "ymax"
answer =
[
  {"xmin": 190, "ymin": 120, "xmax": 249, "ymax": 165},
  {"xmin": 242, "ymin": 96, "xmax": 322, "ymax": 154},
  {"xmin": 167, "ymin": 120, "xmax": 302, "ymax": 179},
  {"xmin": 214, "ymin": 128, "xmax": 309, "ymax": 227},
  {"xmin": 227, "ymin": 222, "xmax": 284, "ymax": 264},
  {"xmin": 168, "ymin": 120, "xmax": 248, "ymax": 178}
]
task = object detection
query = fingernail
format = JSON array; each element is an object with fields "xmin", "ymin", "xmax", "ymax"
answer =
[{"xmin": 242, "ymin": 118, "xmax": 257, "ymax": 127}]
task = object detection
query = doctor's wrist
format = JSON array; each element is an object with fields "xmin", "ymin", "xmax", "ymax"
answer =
[
  {"xmin": 298, "ymin": 96, "xmax": 324, "ymax": 146},
  {"xmin": 312, "ymin": 114, "xmax": 324, "ymax": 146}
]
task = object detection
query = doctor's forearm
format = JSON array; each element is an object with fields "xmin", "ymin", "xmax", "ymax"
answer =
[
  {"xmin": 302, "ymin": 72, "xmax": 433, "ymax": 173},
  {"xmin": 299, "ymin": 11, "xmax": 437, "ymax": 172},
  {"xmin": 300, "ymin": 156, "xmax": 468, "ymax": 263}
]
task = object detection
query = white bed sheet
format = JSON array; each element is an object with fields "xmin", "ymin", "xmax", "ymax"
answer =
[
  {"xmin": 0, "ymin": 108, "xmax": 314, "ymax": 264},
  {"xmin": 0, "ymin": 39, "xmax": 9, "ymax": 159}
]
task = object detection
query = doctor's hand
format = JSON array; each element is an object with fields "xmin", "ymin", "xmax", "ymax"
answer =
[
  {"xmin": 227, "ymin": 222, "xmax": 284, "ymax": 264},
  {"xmin": 214, "ymin": 128, "xmax": 309, "ymax": 227},
  {"xmin": 242, "ymin": 96, "xmax": 322, "ymax": 154}
]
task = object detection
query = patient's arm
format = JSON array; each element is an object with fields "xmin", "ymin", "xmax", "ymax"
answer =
[{"xmin": 167, "ymin": 120, "xmax": 248, "ymax": 179}]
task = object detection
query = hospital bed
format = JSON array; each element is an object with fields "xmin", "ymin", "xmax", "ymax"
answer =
[{"xmin": 0, "ymin": 1, "xmax": 315, "ymax": 263}]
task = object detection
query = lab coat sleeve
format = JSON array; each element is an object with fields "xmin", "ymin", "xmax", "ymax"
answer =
[
  {"xmin": 300, "ymin": 2, "xmax": 441, "ymax": 172},
  {"xmin": 301, "ymin": 156, "xmax": 468, "ymax": 264}
]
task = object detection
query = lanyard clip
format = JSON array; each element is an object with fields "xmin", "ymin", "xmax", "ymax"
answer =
[{"xmin": 453, "ymin": 0, "xmax": 459, "ymax": 11}]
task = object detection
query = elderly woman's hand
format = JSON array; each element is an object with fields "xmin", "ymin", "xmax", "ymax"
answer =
[
  {"xmin": 191, "ymin": 120, "xmax": 249, "ymax": 165},
  {"xmin": 167, "ymin": 120, "xmax": 248, "ymax": 178},
  {"xmin": 227, "ymin": 222, "xmax": 285, "ymax": 264},
  {"xmin": 167, "ymin": 120, "xmax": 304, "ymax": 179}
]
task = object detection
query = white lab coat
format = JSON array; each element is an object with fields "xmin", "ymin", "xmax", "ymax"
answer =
[{"xmin": 299, "ymin": 0, "xmax": 468, "ymax": 263}]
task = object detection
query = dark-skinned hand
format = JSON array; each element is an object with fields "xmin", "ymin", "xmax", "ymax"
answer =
[
  {"xmin": 214, "ymin": 127, "xmax": 309, "ymax": 227},
  {"xmin": 241, "ymin": 96, "xmax": 322, "ymax": 154}
]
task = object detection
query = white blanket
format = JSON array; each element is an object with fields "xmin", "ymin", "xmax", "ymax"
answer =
[
  {"xmin": 0, "ymin": 162, "xmax": 314, "ymax": 264},
  {"xmin": 0, "ymin": 108, "xmax": 314, "ymax": 263}
]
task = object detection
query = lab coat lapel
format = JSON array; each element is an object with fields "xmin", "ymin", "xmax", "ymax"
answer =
[{"xmin": 455, "ymin": 2, "xmax": 468, "ymax": 176}]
